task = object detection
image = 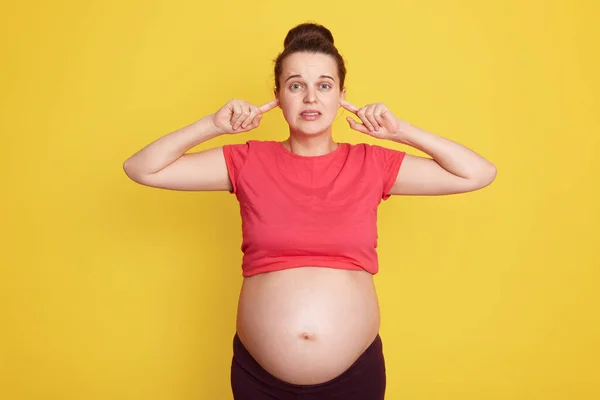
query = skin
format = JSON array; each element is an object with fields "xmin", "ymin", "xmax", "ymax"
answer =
[
  {"xmin": 123, "ymin": 48, "xmax": 497, "ymax": 386},
  {"xmin": 233, "ymin": 51, "xmax": 383, "ymax": 386},
  {"xmin": 218, "ymin": 50, "xmax": 497, "ymax": 195},
  {"xmin": 274, "ymin": 51, "xmax": 346, "ymax": 156},
  {"xmin": 232, "ymin": 51, "xmax": 496, "ymax": 385}
]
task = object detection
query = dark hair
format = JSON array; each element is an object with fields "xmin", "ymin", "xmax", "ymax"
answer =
[{"xmin": 274, "ymin": 23, "xmax": 346, "ymax": 92}]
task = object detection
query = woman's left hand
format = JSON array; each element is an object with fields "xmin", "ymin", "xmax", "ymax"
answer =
[{"xmin": 340, "ymin": 99, "xmax": 406, "ymax": 141}]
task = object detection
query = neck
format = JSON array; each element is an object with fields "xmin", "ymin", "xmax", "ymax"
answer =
[{"xmin": 283, "ymin": 128, "xmax": 338, "ymax": 157}]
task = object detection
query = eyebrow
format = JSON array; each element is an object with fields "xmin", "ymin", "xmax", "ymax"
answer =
[{"xmin": 284, "ymin": 74, "xmax": 336, "ymax": 82}]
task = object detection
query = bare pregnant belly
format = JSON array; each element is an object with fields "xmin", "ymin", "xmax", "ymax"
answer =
[{"xmin": 235, "ymin": 266, "xmax": 381, "ymax": 385}]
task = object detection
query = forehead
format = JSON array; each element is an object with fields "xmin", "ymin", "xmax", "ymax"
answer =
[{"xmin": 282, "ymin": 52, "xmax": 338, "ymax": 79}]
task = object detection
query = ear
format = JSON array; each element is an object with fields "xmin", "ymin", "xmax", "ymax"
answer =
[
  {"xmin": 274, "ymin": 89, "xmax": 281, "ymax": 108},
  {"xmin": 339, "ymin": 87, "xmax": 346, "ymax": 104}
]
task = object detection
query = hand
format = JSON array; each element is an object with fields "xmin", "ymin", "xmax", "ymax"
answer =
[
  {"xmin": 212, "ymin": 98, "xmax": 279, "ymax": 134},
  {"xmin": 340, "ymin": 99, "xmax": 404, "ymax": 140}
]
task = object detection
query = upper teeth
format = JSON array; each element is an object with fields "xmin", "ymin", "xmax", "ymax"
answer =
[{"xmin": 303, "ymin": 112, "xmax": 319, "ymax": 115}]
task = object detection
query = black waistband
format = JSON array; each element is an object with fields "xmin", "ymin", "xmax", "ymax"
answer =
[{"xmin": 232, "ymin": 332, "xmax": 383, "ymax": 392}]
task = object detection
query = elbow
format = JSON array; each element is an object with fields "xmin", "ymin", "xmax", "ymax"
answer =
[
  {"xmin": 122, "ymin": 158, "xmax": 133, "ymax": 177},
  {"xmin": 475, "ymin": 162, "xmax": 497, "ymax": 189},
  {"xmin": 123, "ymin": 158, "xmax": 158, "ymax": 186},
  {"xmin": 123, "ymin": 158, "xmax": 142, "ymax": 182},
  {"xmin": 486, "ymin": 162, "xmax": 498, "ymax": 183}
]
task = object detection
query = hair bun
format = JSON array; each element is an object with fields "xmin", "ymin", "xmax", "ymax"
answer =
[
  {"xmin": 283, "ymin": 23, "xmax": 334, "ymax": 48},
  {"xmin": 274, "ymin": 22, "xmax": 346, "ymax": 92}
]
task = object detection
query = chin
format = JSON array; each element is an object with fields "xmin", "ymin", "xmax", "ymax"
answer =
[{"xmin": 295, "ymin": 126, "xmax": 328, "ymax": 136}]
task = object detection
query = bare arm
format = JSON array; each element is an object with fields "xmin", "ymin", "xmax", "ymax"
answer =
[
  {"xmin": 390, "ymin": 121, "xmax": 497, "ymax": 195},
  {"xmin": 341, "ymin": 100, "xmax": 497, "ymax": 196},
  {"xmin": 122, "ymin": 116, "xmax": 231, "ymax": 191},
  {"xmin": 123, "ymin": 98, "xmax": 278, "ymax": 191}
]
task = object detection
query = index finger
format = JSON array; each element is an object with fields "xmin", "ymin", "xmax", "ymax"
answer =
[
  {"xmin": 340, "ymin": 99, "xmax": 360, "ymax": 114},
  {"xmin": 258, "ymin": 98, "xmax": 279, "ymax": 114}
]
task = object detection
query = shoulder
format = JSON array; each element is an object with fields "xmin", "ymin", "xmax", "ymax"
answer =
[
  {"xmin": 223, "ymin": 140, "xmax": 278, "ymax": 154},
  {"xmin": 223, "ymin": 139, "xmax": 272, "ymax": 149},
  {"xmin": 222, "ymin": 140, "xmax": 282, "ymax": 168},
  {"xmin": 222, "ymin": 140, "xmax": 279, "ymax": 194},
  {"xmin": 344, "ymin": 142, "xmax": 405, "ymax": 160}
]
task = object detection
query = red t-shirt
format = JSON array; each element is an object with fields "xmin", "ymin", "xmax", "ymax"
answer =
[{"xmin": 222, "ymin": 140, "xmax": 405, "ymax": 277}]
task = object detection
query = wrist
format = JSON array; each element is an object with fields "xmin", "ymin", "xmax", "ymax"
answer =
[
  {"xmin": 387, "ymin": 120, "xmax": 414, "ymax": 144},
  {"xmin": 199, "ymin": 115, "xmax": 226, "ymax": 138}
]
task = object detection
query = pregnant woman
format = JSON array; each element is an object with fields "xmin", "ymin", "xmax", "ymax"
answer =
[{"xmin": 123, "ymin": 22, "xmax": 497, "ymax": 400}]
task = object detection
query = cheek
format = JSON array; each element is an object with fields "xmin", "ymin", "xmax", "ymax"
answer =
[
  {"xmin": 321, "ymin": 95, "xmax": 340, "ymax": 113},
  {"xmin": 280, "ymin": 96, "xmax": 301, "ymax": 114},
  {"xmin": 280, "ymin": 97, "xmax": 291, "ymax": 108},
  {"xmin": 279, "ymin": 101, "xmax": 296, "ymax": 122}
]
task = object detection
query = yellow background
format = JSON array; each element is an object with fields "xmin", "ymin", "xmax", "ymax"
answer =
[{"xmin": 2, "ymin": 0, "xmax": 598, "ymax": 399}]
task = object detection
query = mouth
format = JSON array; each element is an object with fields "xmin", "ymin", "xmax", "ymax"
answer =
[{"xmin": 299, "ymin": 110, "xmax": 322, "ymax": 120}]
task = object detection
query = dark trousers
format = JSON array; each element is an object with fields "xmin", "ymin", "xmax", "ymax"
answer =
[{"xmin": 230, "ymin": 333, "xmax": 386, "ymax": 399}]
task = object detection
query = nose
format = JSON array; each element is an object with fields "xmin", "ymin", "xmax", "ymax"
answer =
[{"xmin": 303, "ymin": 87, "xmax": 317, "ymax": 104}]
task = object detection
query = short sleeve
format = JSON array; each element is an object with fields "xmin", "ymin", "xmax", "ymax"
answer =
[
  {"xmin": 222, "ymin": 142, "xmax": 250, "ymax": 194},
  {"xmin": 370, "ymin": 145, "xmax": 406, "ymax": 200}
]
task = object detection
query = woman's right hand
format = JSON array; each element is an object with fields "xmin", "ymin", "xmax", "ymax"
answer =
[{"xmin": 211, "ymin": 98, "xmax": 279, "ymax": 134}]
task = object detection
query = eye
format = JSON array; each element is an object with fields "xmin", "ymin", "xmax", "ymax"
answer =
[
  {"xmin": 320, "ymin": 83, "xmax": 332, "ymax": 89},
  {"xmin": 289, "ymin": 83, "xmax": 302, "ymax": 90}
]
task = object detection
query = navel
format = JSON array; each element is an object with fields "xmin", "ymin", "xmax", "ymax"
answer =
[{"xmin": 299, "ymin": 331, "xmax": 315, "ymax": 341}]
